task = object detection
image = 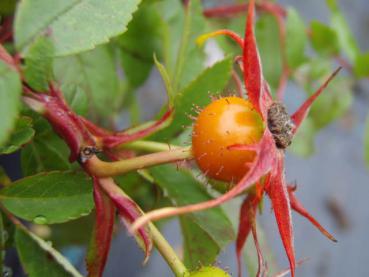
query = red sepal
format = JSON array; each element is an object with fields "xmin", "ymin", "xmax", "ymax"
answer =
[
  {"xmin": 86, "ymin": 177, "xmax": 116, "ymax": 277},
  {"xmin": 41, "ymin": 95, "xmax": 86, "ymax": 161},
  {"xmin": 80, "ymin": 108, "xmax": 173, "ymax": 149},
  {"xmin": 288, "ymin": 185, "xmax": 337, "ymax": 242},
  {"xmin": 79, "ymin": 116, "xmax": 112, "ymax": 137},
  {"xmin": 98, "ymin": 177, "xmax": 153, "ymax": 262},
  {"xmin": 236, "ymin": 183, "xmax": 266, "ymax": 277},
  {"xmin": 291, "ymin": 67, "xmax": 341, "ymax": 134},
  {"xmin": 251, "ymin": 223, "xmax": 267, "ymax": 277},
  {"xmin": 243, "ymin": 0, "xmax": 265, "ymax": 117},
  {"xmin": 103, "ymin": 108, "xmax": 173, "ymax": 148},
  {"xmin": 266, "ymin": 154, "xmax": 295, "ymax": 277},
  {"xmin": 37, "ymin": 89, "xmax": 94, "ymax": 161}
]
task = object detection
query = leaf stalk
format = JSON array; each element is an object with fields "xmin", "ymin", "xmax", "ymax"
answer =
[{"xmin": 86, "ymin": 147, "xmax": 193, "ymax": 177}]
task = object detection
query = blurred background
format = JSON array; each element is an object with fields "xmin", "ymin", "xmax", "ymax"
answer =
[{"xmin": 1, "ymin": 0, "xmax": 369, "ymax": 276}]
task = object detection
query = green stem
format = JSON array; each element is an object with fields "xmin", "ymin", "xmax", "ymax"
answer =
[
  {"xmin": 149, "ymin": 223, "xmax": 188, "ymax": 277},
  {"xmin": 173, "ymin": 2, "xmax": 192, "ymax": 90},
  {"xmin": 99, "ymin": 179, "xmax": 188, "ymax": 277},
  {"xmin": 86, "ymin": 147, "xmax": 193, "ymax": 177},
  {"xmin": 121, "ymin": 140, "xmax": 180, "ymax": 153}
]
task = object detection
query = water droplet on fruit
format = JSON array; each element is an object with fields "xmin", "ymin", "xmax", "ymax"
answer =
[{"xmin": 33, "ymin": 215, "xmax": 48, "ymax": 225}]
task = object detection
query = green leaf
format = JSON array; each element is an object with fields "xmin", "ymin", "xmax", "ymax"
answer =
[
  {"xmin": 0, "ymin": 171, "xmax": 93, "ymax": 224},
  {"xmin": 289, "ymin": 117, "xmax": 316, "ymax": 158},
  {"xmin": 157, "ymin": 0, "xmax": 206, "ymax": 90},
  {"xmin": 115, "ymin": 171, "xmax": 161, "ymax": 211},
  {"xmin": 49, "ymin": 215, "xmax": 93, "ymax": 248},
  {"xmin": 21, "ymin": 132, "xmax": 72, "ymax": 176},
  {"xmin": 180, "ymin": 217, "xmax": 220, "ymax": 270},
  {"xmin": 326, "ymin": 0, "xmax": 359, "ymax": 62},
  {"xmin": 294, "ymin": 58, "xmax": 332, "ymax": 88},
  {"xmin": 21, "ymin": 115, "xmax": 72, "ymax": 176},
  {"xmin": 354, "ymin": 52, "xmax": 369, "ymax": 78},
  {"xmin": 173, "ymin": 0, "xmax": 207, "ymax": 89},
  {"xmin": 118, "ymin": 3, "xmax": 164, "ymax": 88},
  {"xmin": 0, "ymin": 60, "xmax": 22, "ymax": 147},
  {"xmin": 0, "ymin": 0, "xmax": 16, "ymax": 15},
  {"xmin": 215, "ymin": 16, "xmax": 244, "ymax": 55},
  {"xmin": 143, "ymin": 0, "xmax": 163, "ymax": 3},
  {"xmin": 364, "ymin": 115, "xmax": 369, "ymax": 168},
  {"xmin": 309, "ymin": 76, "xmax": 353, "ymax": 129},
  {"xmin": 310, "ymin": 21, "xmax": 340, "ymax": 57},
  {"xmin": 286, "ymin": 8, "xmax": 308, "ymax": 69},
  {"xmin": 0, "ymin": 167, "xmax": 11, "ymax": 187},
  {"xmin": 0, "ymin": 116, "xmax": 35, "ymax": 155},
  {"xmin": 54, "ymin": 45, "xmax": 119, "ymax": 118},
  {"xmin": 23, "ymin": 36, "xmax": 54, "ymax": 91},
  {"xmin": 148, "ymin": 165, "xmax": 235, "ymax": 267},
  {"xmin": 155, "ymin": 0, "xmax": 183, "ymax": 74},
  {"xmin": 61, "ymin": 84, "xmax": 88, "ymax": 116},
  {"xmin": 151, "ymin": 57, "xmax": 233, "ymax": 140},
  {"xmin": 15, "ymin": 227, "xmax": 82, "ymax": 277},
  {"xmin": 15, "ymin": 0, "xmax": 141, "ymax": 57},
  {"xmin": 291, "ymin": 59, "xmax": 350, "ymax": 157},
  {"xmin": 115, "ymin": 169, "xmax": 172, "ymax": 212},
  {"xmin": 256, "ymin": 14, "xmax": 282, "ymax": 89},
  {"xmin": 154, "ymin": 55, "xmax": 175, "ymax": 105},
  {"xmin": 1, "ymin": 211, "xmax": 15, "ymax": 249}
]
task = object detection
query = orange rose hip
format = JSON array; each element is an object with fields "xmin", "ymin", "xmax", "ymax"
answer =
[{"xmin": 192, "ymin": 96, "xmax": 264, "ymax": 183}]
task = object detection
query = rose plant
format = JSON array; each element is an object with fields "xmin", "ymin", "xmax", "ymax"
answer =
[{"xmin": 0, "ymin": 0, "xmax": 367, "ymax": 277}]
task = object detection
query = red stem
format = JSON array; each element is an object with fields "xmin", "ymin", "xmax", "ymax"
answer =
[
  {"xmin": 0, "ymin": 16, "xmax": 13, "ymax": 43},
  {"xmin": 231, "ymin": 70, "xmax": 244, "ymax": 97},
  {"xmin": 256, "ymin": 0, "xmax": 291, "ymax": 101},
  {"xmin": 0, "ymin": 44, "xmax": 17, "ymax": 70},
  {"xmin": 335, "ymin": 55, "xmax": 353, "ymax": 73},
  {"xmin": 203, "ymin": 2, "xmax": 286, "ymax": 19},
  {"xmin": 277, "ymin": 67, "xmax": 289, "ymax": 100},
  {"xmin": 204, "ymin": 1, "xmax": 291, "ymax": 100}
]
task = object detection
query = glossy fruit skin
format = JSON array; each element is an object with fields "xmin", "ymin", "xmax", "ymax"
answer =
[
  {"xmin": 192, "ymin": 96, "xmax": 264, "ymax": 183},
  {"xmin": 188, "ymin": 266, "xmax": 231, "ymax": 277}
]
